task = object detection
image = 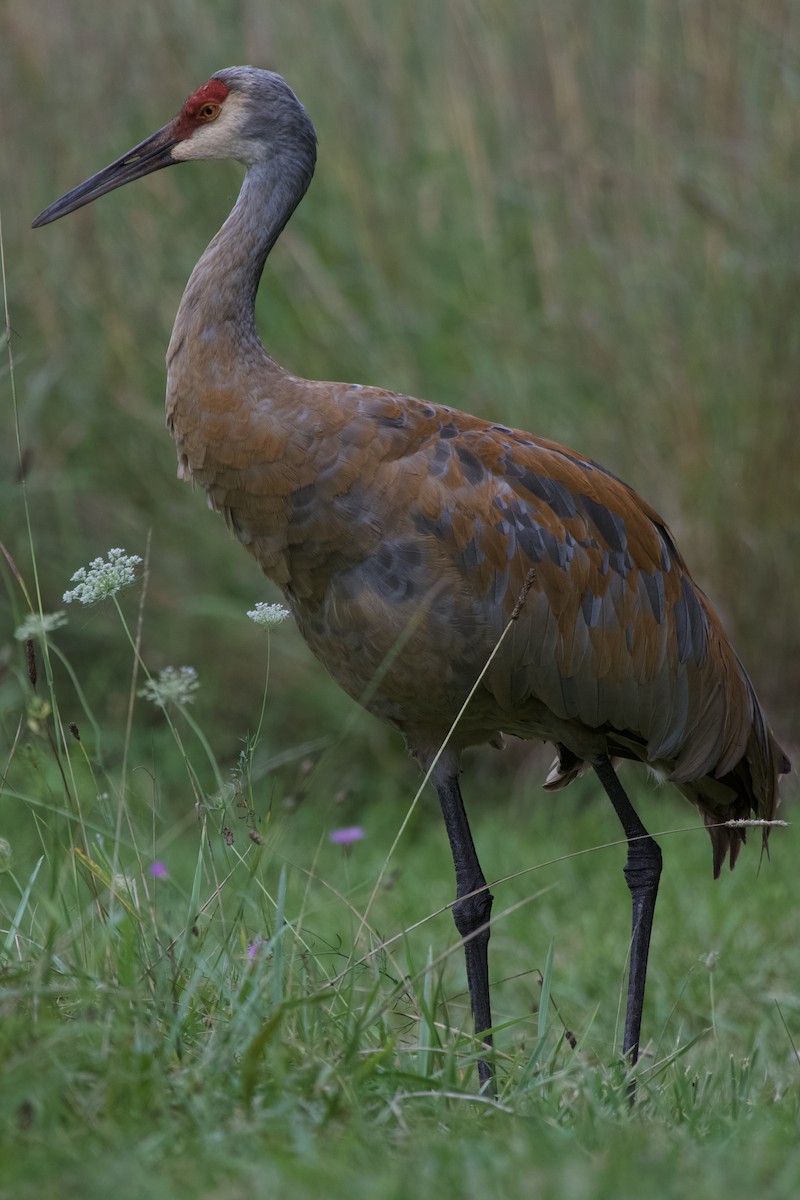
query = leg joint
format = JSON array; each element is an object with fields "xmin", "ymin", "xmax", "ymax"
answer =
[
  {"xmin": 452, "ymin": 887, "xmax": 493, "ymax": 940},
  {"xmin": 623, "ymin": 837, "xmax": 662, "ymax": 892}
]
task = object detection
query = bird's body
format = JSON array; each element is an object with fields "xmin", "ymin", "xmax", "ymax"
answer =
[
  {"xmin": 167, "ymin": 182, "xmax": 781, "ymax": 874},
  {"xmin": 34, "ymin": 66, "xmax": 789, "ymax": 1092}
]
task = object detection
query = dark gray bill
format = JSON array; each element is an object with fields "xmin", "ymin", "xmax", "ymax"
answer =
[{"xmin": 32, "ymin": 122, "xmax": 178, "ymax": 228}]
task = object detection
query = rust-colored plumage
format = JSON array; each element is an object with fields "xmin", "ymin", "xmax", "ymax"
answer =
[{"xmin": 34, "ymin": 67, "xmax": 789, "ymax": 1093}]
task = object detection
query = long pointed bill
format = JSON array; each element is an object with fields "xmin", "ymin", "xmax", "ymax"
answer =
[{"xmin": 32, "ymin": 121, "xmax": 180, "ymax": 228}]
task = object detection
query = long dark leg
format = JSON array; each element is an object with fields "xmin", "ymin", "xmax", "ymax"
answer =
[
  {"xmin": 435, "ymin": 769, "xmax": 495, "ymax": 1091},
  {"xmin": 594, "ymin": 755, "xmax": 662, "ymax": 1088}
]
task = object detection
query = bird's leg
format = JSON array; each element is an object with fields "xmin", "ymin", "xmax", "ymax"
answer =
[
  {"xmin": 434, "ymin": 767, "xmax": 495, "ymax": 1091},
  {"xmin": 593, "ymin": 754, "xmax": 662, "ymax": 1092}
]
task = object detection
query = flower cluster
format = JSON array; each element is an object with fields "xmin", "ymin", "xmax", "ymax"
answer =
[
  {"xmin": 247, "ymin": 601, "xmax": 290, "ymax": 628},
  {"xmin": 14, "ymin": 610, "xmax": 68, "ymax": 640},
  {"xmin": 63, "ymin": 548, "xmax": 142, "ymax": 606},
  {"xmin": 139, "ymin": 665, "xmax": 200, "ymax": 709}
]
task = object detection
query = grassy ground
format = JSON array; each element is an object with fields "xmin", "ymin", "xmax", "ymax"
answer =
[{"xmin": 1, "ymin": 1, "xmax": 799, "ymax": 1196}]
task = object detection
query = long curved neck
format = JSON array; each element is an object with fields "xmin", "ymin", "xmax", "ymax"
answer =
[{"xmin": 172, "ymin": 149, "xmax": 314, "ymax": 355}]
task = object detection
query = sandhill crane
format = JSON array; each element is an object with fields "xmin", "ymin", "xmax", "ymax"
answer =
[{"xmin": 34, "ymin": 67, "xmax": 789, "ymax": 1093}]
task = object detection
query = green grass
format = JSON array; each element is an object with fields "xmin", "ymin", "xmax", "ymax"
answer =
[{"xmin": 1, "ymin": 0, "xmax": 799, "ymax": 1196}]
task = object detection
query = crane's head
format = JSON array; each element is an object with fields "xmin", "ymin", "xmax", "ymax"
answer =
[{"xmin": 32, "ymin": 67, "xmax": 317, "ymax": 228}]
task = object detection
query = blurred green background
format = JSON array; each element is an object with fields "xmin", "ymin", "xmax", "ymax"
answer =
[{"xmin": 1, "ymin": 3, "xmax": 799, "ymax": 1195}]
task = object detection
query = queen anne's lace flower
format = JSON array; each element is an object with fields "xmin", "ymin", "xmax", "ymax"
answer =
[
  {"xmin": 63, "ymin": 548, "xmax": 142, "ymax": 605},
  {"xmin": 14, "ymin": 610, "xmax": 68, "ymax": 640},
  {"xmin": 247, "ymin": 602, "xmax": 290, "ymax": 628},
  {"xmin": 139, "ymin": 666, "xmax": 199, "ymax": 709}
]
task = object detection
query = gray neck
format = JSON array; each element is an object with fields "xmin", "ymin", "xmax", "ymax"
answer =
[{"xmin": 174, "ymin": 150, "xmax": 314, "ymax": 349}]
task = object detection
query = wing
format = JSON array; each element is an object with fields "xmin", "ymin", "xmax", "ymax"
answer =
[
  {"xmin": 345, "ymin": 399, "xmax": 784, "ymax": 800},
  {"xmin": 173, "ymin": 370, "xmax": 786, "ymax": 870},
  {"xmin": 396, "ymin": 409, "xmax": 786, "ymax": 867}
]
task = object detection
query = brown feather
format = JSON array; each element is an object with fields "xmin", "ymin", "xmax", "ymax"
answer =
[
  {"xmin": 166, "ymin": 344, "xmax": 788, "ymax": 872},
  {"xmin": 150, "ymin": 75, "xmax": 791, "ymax": 875}
]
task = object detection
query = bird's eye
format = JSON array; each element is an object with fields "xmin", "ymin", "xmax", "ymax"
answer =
[{"xmin": 199, "ymin": 103, "xmax": 221, "ymax": 121}]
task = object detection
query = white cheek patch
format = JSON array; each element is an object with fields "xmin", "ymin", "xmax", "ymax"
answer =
[{"xmin": 171, "ymin": 94, "xmax": 250, "ymax": 162}]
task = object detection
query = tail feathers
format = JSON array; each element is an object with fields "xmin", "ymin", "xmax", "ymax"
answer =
[
  {"xmin": 684, "ymin": 719, "xmax": 789, "ymax": 878},
  {"xmin": 702, "ymin": 808, "xmax": 746, "ymax": 879},
  {"xmin": 542, "ymin": 717, "xmax": 790, "ymax": 879}
]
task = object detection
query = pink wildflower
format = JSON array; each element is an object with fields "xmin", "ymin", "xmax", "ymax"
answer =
[{"xmin": 329, "ymin": 826, "xmax": 365, "ymax": 846}]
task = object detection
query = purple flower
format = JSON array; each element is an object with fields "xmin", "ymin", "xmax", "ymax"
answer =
[
  {"xmin": 248, "ymin": 936, "xmax": 268, "ymax": 962},
  {"xmin": 149, "ymin": 861, "xmax": 168, "ymax": 879},
  {"xmin": 329, "ymin": 826, "xmax": 365, "ymax": 846}
]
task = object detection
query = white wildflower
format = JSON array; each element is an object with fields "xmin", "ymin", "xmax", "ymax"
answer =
[
  {"xmin": 140, "ymin": 666, "xmax": 199, "ymax": 709},
  {"xmin": 14, "ymin": 610, "xmax": 68, "ymax": 640},
  {"xmin": 63, "ymin": 548, "xmax": 142, "ymax": 606},
  {"xmin": 247, "ymin": 602, "xmax": 291, "ymax": 628}
]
